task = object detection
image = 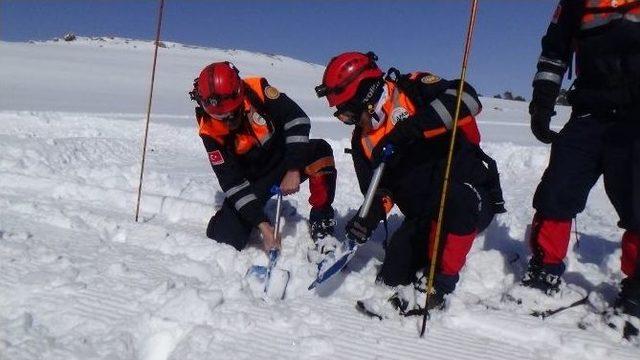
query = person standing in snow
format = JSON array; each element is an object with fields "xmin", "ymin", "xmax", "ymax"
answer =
[
  {"xmin": 189, "ymin": 61, "xmax": 337, "ymax": 252},
  {"xmin": 523, "ymin": 0, "xmax": 640, "ymax": 320},
  {"xmin": 315, "ymin": 52, "xmax": 506, "ymax": 314}
]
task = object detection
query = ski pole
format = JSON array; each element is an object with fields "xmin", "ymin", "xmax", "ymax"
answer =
[
  {"xmin": 420, "ymin": 0, "xmax": 479, "ymax": 337},
  {"xmin": 135, "ymin": 0, "xmax": 165, "ymax": 222}
]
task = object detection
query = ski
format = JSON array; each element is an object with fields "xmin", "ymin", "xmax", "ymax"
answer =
[
  {"xmin": 355, "ymin": 300, "xmax": 383, "ymax": 320},
  {"xmin": 578, "ymin": 309, "xmax": 640, "ymax": 341},
  {"xmin": 530, "ymin": 295, "xmax": 589, "ymax": 319},
  {"xmin": 355, "ymin": 295, "xmax": 429, "ymax": 321},
  {"xmin": 622, "ymin": 321, "xmax": 639, "ymax": 340}
]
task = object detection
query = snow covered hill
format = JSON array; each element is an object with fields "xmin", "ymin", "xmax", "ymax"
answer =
[{"xmin": 0, "ymin": 37, "xmax": 636, "ymax": 360}]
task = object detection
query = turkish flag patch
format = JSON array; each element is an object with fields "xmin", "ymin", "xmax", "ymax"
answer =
[{"xmin": 208, "ymin": 150, "xmax": 224, "ymax": 165}]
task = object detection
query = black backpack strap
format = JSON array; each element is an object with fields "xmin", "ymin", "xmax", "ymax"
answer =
[{"xmin": 385, "ymin": 67, "xmax": 426, "ymax": 109}]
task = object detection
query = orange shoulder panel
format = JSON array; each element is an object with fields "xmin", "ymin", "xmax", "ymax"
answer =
[
  {"xmin": 197, "ymin": 115, "xmax": 229, "ymax": 145},
  {"xmin": 243, "ymin": 77, "xmax": 266, "ymax": 103}
]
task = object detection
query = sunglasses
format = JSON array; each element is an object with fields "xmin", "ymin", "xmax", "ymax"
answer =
[
  {"xmin": 200, "ymin": 91, "xmax": 240, "ymax": 108},
  {"xmin": 334, "ymin": 101, "xmax": 363, "ymax": 125}
]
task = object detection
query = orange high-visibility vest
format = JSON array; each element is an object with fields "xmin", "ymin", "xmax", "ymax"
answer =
[
  {"xmin": 581, "ymin": 0, "xmax": 640, "ymax": 30},
  {"xmin": 197, "ymin": 77, "xmax": 273, "ymax": 155},
  {"xmin": 359, "ymin": 81, "xmax": 478, "ymax": 161}
]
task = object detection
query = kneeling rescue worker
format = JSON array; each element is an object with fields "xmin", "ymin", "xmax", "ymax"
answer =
[
  {"xmin": 190, "ymin": 61, "xmax": 337, "ymax": 252},
  {"xmin": 316, "ymin": 51, "xmax": 506, "ymax": 313}
]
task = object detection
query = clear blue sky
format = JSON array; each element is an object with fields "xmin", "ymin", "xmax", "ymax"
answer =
[{"xmin": 1, "ymin": 0, "xmax": 559, "ymax": 98}]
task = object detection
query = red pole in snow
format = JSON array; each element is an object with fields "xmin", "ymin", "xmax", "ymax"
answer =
[
  {"xmin": 135, "ymin": 0, "xmax": 165, "ymax": 222},
  {"xmin": 420, "ymin": 0, "xmax": 479, "ymax": 337}
]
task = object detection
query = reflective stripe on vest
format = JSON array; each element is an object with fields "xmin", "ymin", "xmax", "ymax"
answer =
[
  {"xmin": 359, "ymin": 81, "xmax": 480, "ymax": 160},
  {"xmin": 581, "ymin": 0, "xmax": 640, "ymax": 30}
]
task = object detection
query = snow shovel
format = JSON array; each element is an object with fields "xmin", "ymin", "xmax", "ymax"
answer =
[
  {"xmin": 245, "ymin": 186, "xmax": 290, "ymax": 300},
  {"xmin": 309, "ymin": 145, "xmax": 394, "ymax": 290}
]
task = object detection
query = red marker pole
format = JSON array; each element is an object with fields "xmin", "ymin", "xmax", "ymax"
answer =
[
  {"xmin": 135, "ymin": 0, "xmax": 165, "ymax": 222},
  {"xmin": 420, "ymin": 0, "xmax": 479, "ymax": 337}
]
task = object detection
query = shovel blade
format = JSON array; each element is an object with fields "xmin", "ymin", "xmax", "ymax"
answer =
[
  {"xmin": 264, "ymin": 268, "xmax": 290, "ymax": 300},
  {"xmin": 245, "ymin": 265, "xmax": 269, "ymax": 296},
  {"xmin": 245, "ymin": 264, "xmax": 290, "ymax": 300}
]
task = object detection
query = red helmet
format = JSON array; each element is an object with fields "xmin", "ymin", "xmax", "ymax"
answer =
[
  {"xmin": 194, "ymin": 62, "xmax": 244, "ymax": 117},
  {"xmin": 316, "ymin": 51, "xmax": 383, "ymax": 107}
]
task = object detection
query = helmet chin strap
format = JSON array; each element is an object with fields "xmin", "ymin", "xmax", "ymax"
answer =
[{"xmin": 219, "ymin": 107, "xmax": 246, "ymax": 130}]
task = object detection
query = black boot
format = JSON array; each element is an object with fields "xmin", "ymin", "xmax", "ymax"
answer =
[
  {"xmin": 521, "ymin": 257, "xmax": 565, "ymax": 295},
  {"xmin": 309, "ymin": 207, "xmax": 336, "ymax": 241},
  {"xmin": 411, "ymin": 272, "xmax": 452, "ymax": 313},
  {"xmin": 616, "ymin": 277, "xmax": 640, "ymax": 319}
]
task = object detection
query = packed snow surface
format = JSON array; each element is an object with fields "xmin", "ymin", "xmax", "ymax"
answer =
[{"xmin": 0, "ymin": 37, "xmax": 637, "ymax": 359}]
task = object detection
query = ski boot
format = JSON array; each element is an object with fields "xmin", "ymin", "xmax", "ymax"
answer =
[
  {"xmin": 309, "ymin": 207, "xmax": 335, "ymax": 240},
  {"xmin": 307, "ymin": 208, "xmax": 338, "ymax": 264},
  {"xmin": 356, "ymin": 280, "xmax": 403, "ymax": 320},
  {"xmin": 385, "ymin": 273, "xmax": 450, "ymax": 317},
  {"xmin": 521, "ymin": 258, "xmax": 564, "ymax": 295},
  {"xmin": 506, "ymin": 258, "xmax": 588, "ymax": 315},
  {"xmin": 310, "ymin": 218, "xmax": 336, "ymax": 242},
  {"xmin": 611, "ymin": 277, "xmax": 640, "ymax": 339}
]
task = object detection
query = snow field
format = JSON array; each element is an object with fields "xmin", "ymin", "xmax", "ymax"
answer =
[{"xmin": 0, "ymin": 38, "xmax": 638, "ymax": 359}]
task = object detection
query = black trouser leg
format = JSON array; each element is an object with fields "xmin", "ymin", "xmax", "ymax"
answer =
[
  {"xmin": 207, "ymin": 161, "xmax": 287, "ymax": 250},
  {"xmin": 380, "ymin": 218, "xmax": 428, "ymax": 287},
  {"xmin": 533, "ymin": 113, "xmax": 605, "ymax": 219},
  {"xmin": 603, "ymin": 121, "xmax": 640, "ymax": 232}
]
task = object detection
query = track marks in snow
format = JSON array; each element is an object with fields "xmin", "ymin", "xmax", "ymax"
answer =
[{"xmin": 1, "ymin": 110, "xmax": 638, "ymax": 359}]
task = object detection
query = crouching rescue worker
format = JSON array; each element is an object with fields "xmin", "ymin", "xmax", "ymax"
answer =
[
  {"xmin": 523, "ymin": 1, "xmax": 640, "ymax": 334},
  {"xmin": 316, "ymin": 52, "xmax": 505, "ymax": 315},
  {"xmin": 190, "ymin": 61, "xmax": 337, "ymax": 252}
]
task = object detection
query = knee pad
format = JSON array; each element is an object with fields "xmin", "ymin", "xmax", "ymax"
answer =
[{"xmin": 308, "ymin": 172, "xmax": 336, "ymax": 210}]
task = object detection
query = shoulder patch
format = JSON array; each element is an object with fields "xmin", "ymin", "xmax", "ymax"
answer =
[
  {"xmin": 252, "ymin": 112, "xmax": 267, "ymax": 126},
  {"xmin": 208, "ymin": 150, "xmax": 224, "ymax": 165},
  {"xmin": 421, "ymin": 74, "xmax": 441, "ymax": 84},
  {"xmin": 391, "ymin": 107, "xmax": 409, "ymax": 125},
  {"xmin": 264, "ymin": 86, "xmax": 280, "ymax": 100}
]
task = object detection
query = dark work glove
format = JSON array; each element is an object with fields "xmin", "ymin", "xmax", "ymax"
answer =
[
  {"xmin": 529, "ymin": 104, "xmax": 558, "ymax": 144},
  {"xmin": 345, "ymin": 195, "xmax": 387, "ymax": 244},
  {"xmin": 530, "ymin": 81, "xmax": 560, "ymax": 144},
  {"xmin": 345, "ymin": 215, "xmax": 375, "ymax": 244}
]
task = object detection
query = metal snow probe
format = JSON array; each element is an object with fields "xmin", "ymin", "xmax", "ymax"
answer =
[
  {"xmin": 420, "ymin": 0, "xmax": 480, "ymax": 337},
  {"xmin": 273, "ymin": 185, "xmax": 283, "ymax": 245},
  {"xmin": 359, "ymin": 149, "xmax": 389, "ymax": 219},
  {"xmin": 245, "ymin": 186, "xmax": 290, "ymax": 300}
]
